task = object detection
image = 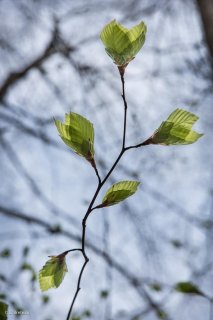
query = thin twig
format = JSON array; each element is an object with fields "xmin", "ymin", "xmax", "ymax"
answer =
[
  {"xmin": 65, "ymin": 67, "xmax": 167, "ymax": 320},
  {"xmin": 65, "ymin": 68, "xmax": 129, "ymax": 319},
  {"xmin": 63, "ymin": 249, "xmax": 82, "ymax": 255},
  {"xmin": 93, "ymin": 164, "xmax": 102, "ymax": 185},
  {"xmin": 120, "ymin": 70, "xmax": 128, "ymax": 149},
  {"xmin": 66, "ymin": 259, "xmax": 89, "ymax": 320},
  {"xmin": 125, "ymin": 138, "xmax": 152, "ymax": 150}
]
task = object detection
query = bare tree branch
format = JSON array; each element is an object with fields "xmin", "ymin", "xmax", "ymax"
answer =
[{"xmin": 0, "ymin": 24, "xmax": 75, "ymax": 101}]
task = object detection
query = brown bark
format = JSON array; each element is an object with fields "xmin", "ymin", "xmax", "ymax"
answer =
[{"xmin": 197, "ymin": 0, "xmax": 213, "ymax": 61}]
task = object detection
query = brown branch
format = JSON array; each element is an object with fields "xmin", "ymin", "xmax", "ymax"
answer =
[
  {"xmin": 197, "ymin": 0, "xmax": 213, "ymax": 62},
  {"xmin": 0, "ymin": 24, "xmax": 75, "ymax": 101}
]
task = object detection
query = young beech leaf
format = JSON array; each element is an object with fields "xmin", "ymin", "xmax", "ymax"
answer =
[
  {"xmin": 100, "ymin": 20, "xmax": 147, "ymax": 66},
  {"xmin": 101, "ymin": 181, "xmax": 140, "ymax": 207},
  {"xmin": 0, "ymin": 301, "xmax": 8, "ymax": 320},
  {"xmin": 175, "ymin": 282, "xmax": 201, "ymax": 295},
  {"xmin": 149, "ymin": 282, "xmax": 162, "ymax": 292},
  {"xmin": 39, "ymin": 255, "xmax": 68, "ymax": 292},
  {"xmin": 149, "ymin": 109, "xmax": 203, "ymax": 145},
  {"xmin": 54, "ymin": 113, "xmax": 95, "ymax": 165},
  {"xmin": 157, "ymin": 310, "xmax": 168, "ymax": 319},
  {"xmin": 0, "ymin": 249, "xmax": 11, "ymax": 258}
]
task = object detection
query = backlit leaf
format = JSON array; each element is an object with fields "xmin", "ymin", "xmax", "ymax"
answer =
[
  {"xmin": 149, "ymin": 282, "xmax": 162, "ymax": 292},
  {"xmin": 100, "ymin": 20, "xmax": 147, "ymax": 66},
  {"xmin": 150, "ymin": 109, "xmax": 203, "ymax": 145},
  {"xmin": 175, "ymin": 282, "xmax": 201, "ymax": 295},
  {"xmin": 42, "ymin": 295, "xmax": 50, "ymax": 304},
  {"xmin": 0, "ymin": 249, "xmax": 10, "ymax": 258},
  {"xmin": 157, "ymin": 310, "xmax": 168, "ymax": 319},
  {"xmin": 0, "ymin": 301, "xmax": 8, "ymax": 320},
  {"xmin": 39, "ymin": 255, "xmax": 68, "ymax": 292},
  {"xmin": 101, "ymin": 181, "xmax": 140, "ymax": 207},
  {"xmin": 54, "ymin": 113, "xmax": 95, "ymax": 164}
]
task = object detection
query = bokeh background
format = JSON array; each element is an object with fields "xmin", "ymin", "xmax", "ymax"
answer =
[{"xmin": 0, "ymin": 0, "xmax": 213, "ymax": 319}]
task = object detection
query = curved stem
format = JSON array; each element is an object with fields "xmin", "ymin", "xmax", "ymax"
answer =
[
  {"xmin": 92, "ymin": 161, "xmax": 102, "ymax": 185},
  {"xmin": 63, "ymin": 249, "xmax": 82, "ymax": 255},
  {"xmin": 66, "ymin": 68, "xmax": 129, "ymax": 320},
  {"xmin": 125, "ymin": 138, "xmax": 152, "ymax": 151},
  {"xmin": 66, "ymin": 259, "xmax": 89, "ymax": 320}
]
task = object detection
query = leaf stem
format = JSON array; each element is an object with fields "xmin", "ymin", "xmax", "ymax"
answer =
[
  {"xmin": 63, "ymin": 249, "xmax": 82, "ymax": 255},
  {"xmin": 94, "ymin": 165, "xmax": 102, "ymax": 185},
  {"xmin": 90, "ymin": 158, "xmax": 102, "ymax": 184},
  {"xmin": 125, "ymin": 138, "xmax": 152, "ymax": 151}
]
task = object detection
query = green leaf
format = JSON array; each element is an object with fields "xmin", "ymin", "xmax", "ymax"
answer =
[
  {"xmin": 42, "ymin": 295, "xmax": 50, "ymax": 304},
  {"xmin": 39, "ymin": 255, "xmax": 68, "ymax": 292},
  {"xmin": 157, "ymin": 310, "xmax": 168, "ymax": 319},
  {"xmin": 100, "ymin": 20, "xmax": 147, "ymax": 66},
  {"xmin": 150, "ymin": 109, "xmax": 203, "ymax": 145},
  {"xmin": 0, "ymin": 249, "xmax": 11, "ymax": 258},
  {"xmin": 54, "ymin": 113, "xmax": 95, "ymax": 165},
  {"xmin": 175, "ymin": 282, "xmax": 201, "ymax": 295},
  {"xmin": 0, "ymin": 301, "xmax": 8, "ymax": 320},
  {"xmin": 101, "ymin": 181, "xmax": 140, "ymax": 207},
  {"xmin": 82, "ymin": 310, "xmax": 92, "ymax": 318},
  {"xmin": 149, "ymin": 282, "xmax": 162, "ymax": 292},
  {"xmin": 21, "ymin": 262, "xmax": 33, "ymax": 271}
]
